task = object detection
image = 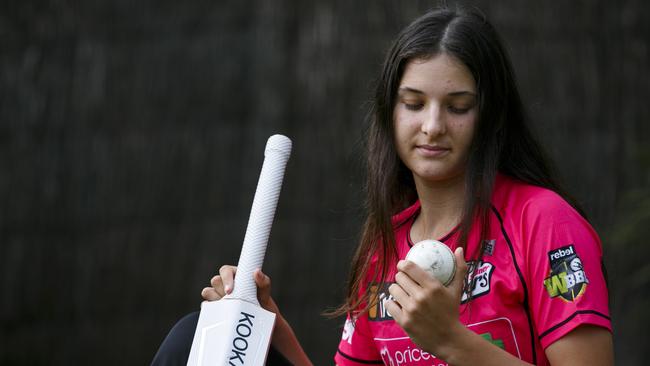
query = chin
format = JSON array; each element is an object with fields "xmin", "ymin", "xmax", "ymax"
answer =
[{"xmin": 412, "ymin": 167, "xmax": 464, "ymax": 184}]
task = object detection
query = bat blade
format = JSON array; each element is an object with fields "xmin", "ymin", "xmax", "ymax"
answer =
[{"xmin": 186, "ymin": 299, "xmax": 276, "ymax": 366}]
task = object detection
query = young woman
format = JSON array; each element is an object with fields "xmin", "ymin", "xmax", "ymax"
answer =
[{"xmin": 153, "ymin": 6, "xmax": 613, "ymax": 366}]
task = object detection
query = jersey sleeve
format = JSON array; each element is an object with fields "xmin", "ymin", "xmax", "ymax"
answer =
[
  {"xmin": 334, "ymin": 313, "xmax": 383, "ymax": 366},
  {"xmin": 522, "ymin": 192, "xmax": 612, "ymax": 349}
]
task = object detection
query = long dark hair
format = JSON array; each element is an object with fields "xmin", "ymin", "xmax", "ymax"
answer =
[{"xmin": 331, "ymin": 6, "xmax": 582, "ymax": 317}]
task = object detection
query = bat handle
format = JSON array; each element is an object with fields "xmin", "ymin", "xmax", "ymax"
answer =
[{"xmin": 228, "ymin": 135, "xmax": 291, "ymax": 305}]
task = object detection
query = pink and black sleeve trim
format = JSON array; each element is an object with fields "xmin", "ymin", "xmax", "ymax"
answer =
[{"xmin": 539, "ymin": 309, "xmax": 611, "ymax": 340}]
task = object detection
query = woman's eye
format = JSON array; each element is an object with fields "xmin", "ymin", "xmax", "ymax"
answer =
[
  {"xmin": 448, "ymin": 105, "xmax": 471, "ymax": 114},
  {"xmin": 404, "ymin": 102, "xmax": 424, "ymax": 111}
]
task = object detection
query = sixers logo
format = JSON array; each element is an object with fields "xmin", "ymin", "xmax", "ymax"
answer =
[
  {"xmin": 461, "ymin": 261, "xmax": 495, "ymax": 303},
  {"xmin": 544, "ymin": 245, "xmax": 588, "ymax": 301}
]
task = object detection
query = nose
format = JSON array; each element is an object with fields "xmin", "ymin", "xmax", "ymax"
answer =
[{"xmin": 420, "ymin": 104, "xmax": 446, "ymax": 136}]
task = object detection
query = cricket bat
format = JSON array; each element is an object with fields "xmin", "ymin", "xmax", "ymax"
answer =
[{"xmin": 187, "ymin": 134, "xmax": 292, "ymax": 366}]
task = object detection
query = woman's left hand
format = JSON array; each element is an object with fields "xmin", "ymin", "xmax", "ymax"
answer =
[{"xmin": 385, "ymin": 247, "xmax": 469, "ymax": 354}]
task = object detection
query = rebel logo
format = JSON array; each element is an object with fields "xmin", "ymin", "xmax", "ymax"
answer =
[
  {"xmin": 228, "ymin": 312, "xmax": 255, "ymax": 365},
  {"xmin": 544, "ymin": 245, "xmax": 589, "ymax": 302}
]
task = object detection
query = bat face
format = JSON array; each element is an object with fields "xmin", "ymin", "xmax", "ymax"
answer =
[{"xmin": 187, "ymin": 299, "xmax": 276, "ymax": 366}]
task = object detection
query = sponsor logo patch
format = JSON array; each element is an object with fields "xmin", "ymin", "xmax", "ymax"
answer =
[
  {"xmin": 461, "ymin": 261, "xmax": 495, "ymax": 303},
  {"xmin": 341, "ymin": 317, "xmax": 355, "ymax": 344},
  {"xmin": 480, "ymin": 332, "xmax": 505, "ymax": 350},
  {"xmin": 544, "ymin": 244, "xmax": 588, "ymax": 301},
  {"xmin": 482, "ymin": 239, "xmax": 496, "ymax": 256},
  {"xmin": 368, "ymin": 283, "xmax": 395, "ymax": 321}
]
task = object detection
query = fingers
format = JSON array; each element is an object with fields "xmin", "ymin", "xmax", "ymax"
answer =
[
  {"xmin": 201, "ymin": 265, "xmax": 237, "ymax": 301},
  {"xmin": 449, "ymin": 247, "xmax": 468, "ymax": 294},
  {"xmin": 388, "ymin": 282, "xmax": 409, "ymax": 306},
  {"xmin": 385, "ymin": 298, "xmax": 403, "ymax": 321},
  {"xmin": 209, "ymin": 275, "xmax": 226, "ymax": 297},
  {"xmin": 254, "ymin": 269, "xmax": 281, "ymax": 314},
  {"xmin": 397, "ymin": 260, "xmax": 434, "ymax": 287},
  {"xmin": 254, "ymin": 269, "xmax": 272, "ymax": 301},
  {"xmin": 219, "ymin": 265, "xmax": 237, "ymax": 294},
  {"xmin": 201, "ymin": 286, "xmax": 222, "ymax": 301},
  {"xmin": 393, "ymin": 269, "xmax": 420, "ymax": 296},
  {"xmin": 201, "ymin": 274, "xmax": 227, "ymax": 301},
  {"xmin": 202, "ymin": 266, "xmax": 278, "ymax": 312}
]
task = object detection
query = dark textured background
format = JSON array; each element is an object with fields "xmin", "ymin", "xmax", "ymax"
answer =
[{"xmin": 1, "ymin": 0, "xmax": 649, "ymax": 364}]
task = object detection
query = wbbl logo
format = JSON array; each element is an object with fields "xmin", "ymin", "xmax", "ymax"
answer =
[{"xmin": 544, "ymin": 245, "xmax": 589, "ymax": 302}]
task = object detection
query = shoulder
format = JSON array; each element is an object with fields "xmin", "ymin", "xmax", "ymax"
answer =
[
  {"xmin": 492, "ymin": 173, "xmax": 582, "ymax": 224},
  {"xmin": 491, "ymin": 174, "xmax": 600, "ymax": 259}
]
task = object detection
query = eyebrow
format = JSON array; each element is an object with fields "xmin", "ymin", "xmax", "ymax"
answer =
[{"xmin": 397, "ymin": 87, "xmax": 477, "ymax": 97}]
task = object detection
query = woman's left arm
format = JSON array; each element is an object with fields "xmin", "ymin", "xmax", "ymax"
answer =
[{"xmin": 545, "ymin": 325, "xmax": 613, "ymax": 365}]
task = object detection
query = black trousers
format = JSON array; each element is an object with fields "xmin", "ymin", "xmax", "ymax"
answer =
[{"xmin": 151, "ymin": 312, "xmax": 291, "ymax": 366}]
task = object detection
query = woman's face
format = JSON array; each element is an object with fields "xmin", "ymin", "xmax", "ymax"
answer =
[{"xmin": 393, "ymin": 53, "xmax": 478, "ymax": 185}]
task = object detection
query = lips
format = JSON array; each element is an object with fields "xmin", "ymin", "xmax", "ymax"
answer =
[{"xmin": 415, "ymin": 144, "xmax": 451, "ymax": 157}]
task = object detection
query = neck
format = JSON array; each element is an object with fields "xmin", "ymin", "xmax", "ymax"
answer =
[{"xmin": 411, "ymin": 174, "xmax": 466, "ymax": 242}]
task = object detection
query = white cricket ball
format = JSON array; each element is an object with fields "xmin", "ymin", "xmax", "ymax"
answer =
[{"xmin": 405, "ymin": 240, "xmax": 456, "ymax": 286}]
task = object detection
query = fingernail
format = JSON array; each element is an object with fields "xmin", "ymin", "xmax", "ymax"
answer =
[{"xmin": 224, "ymin": 285, "xmax": 231, "ymax": 293}]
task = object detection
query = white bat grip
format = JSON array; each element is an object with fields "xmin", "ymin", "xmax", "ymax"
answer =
[{"xmin": 227, "ymin": 135, "xmax": 292, "ymax": 305}]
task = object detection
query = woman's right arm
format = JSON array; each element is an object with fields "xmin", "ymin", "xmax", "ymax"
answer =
[{"xmin": 202, "ymin": 265, "xmax": 313, "ymax": 366}]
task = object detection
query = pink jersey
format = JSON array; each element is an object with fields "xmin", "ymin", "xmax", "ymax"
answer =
[{"xmin": 335, "ymin": 174, "xmax": 611, "ymax": 365}]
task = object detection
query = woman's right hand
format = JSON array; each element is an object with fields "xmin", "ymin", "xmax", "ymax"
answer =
[
  {"xmin": 202, "ymin": 265, "xmax": 313, "ymax": 365},
  {"xmin": 200, "ymin": 265, "xmax": 280, "ymax": 315}
]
